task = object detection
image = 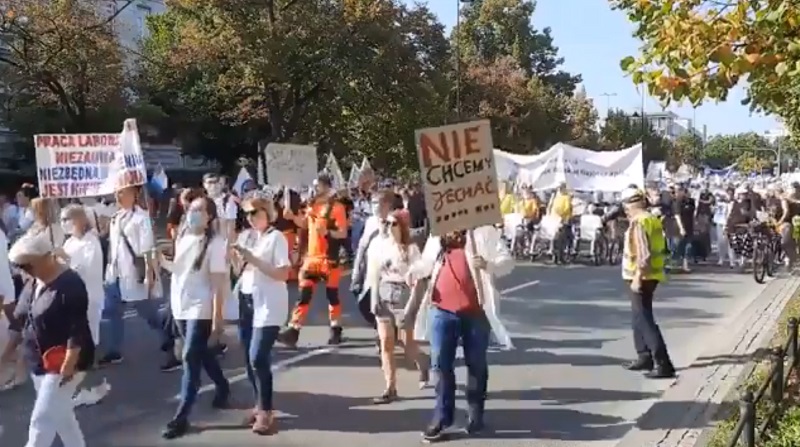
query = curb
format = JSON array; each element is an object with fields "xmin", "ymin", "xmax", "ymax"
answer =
[{"xmin": 614, "ymin": 274, "xmax": 800, "ymax": 447}]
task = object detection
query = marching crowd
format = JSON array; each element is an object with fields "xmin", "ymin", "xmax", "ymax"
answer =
[
  {"xmin": 3, "ymin": 164, "xmax": 795, "ymax": 446},
  {"xmin": 0, "ymin": 171, "xmax": 519, "ymax": 446}
]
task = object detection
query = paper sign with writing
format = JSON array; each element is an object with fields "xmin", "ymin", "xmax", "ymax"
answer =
[
  {"xmin": 416, "ymin": 120, "xmax": 501, "ymax": 235},
  {"xmin": 34, "ymin": 119, "xmax": 146, "ymax": 198},
  {"xmin": 264, "ymin": 143, "xmax": 318, "ymax": 188}
]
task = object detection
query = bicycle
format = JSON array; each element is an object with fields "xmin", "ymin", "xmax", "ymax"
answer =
[{"xmin": 751, "ymin": 222, "xmax": 777, "ymax": 284}]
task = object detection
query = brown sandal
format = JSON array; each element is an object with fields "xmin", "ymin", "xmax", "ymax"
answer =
[
  {"xmin": 242, "ymin": 408, "xmax": 257, "ymax": 426},
  {"xmin": 252, "ymin": 410, "xmax": 277, "ymax": 435}
]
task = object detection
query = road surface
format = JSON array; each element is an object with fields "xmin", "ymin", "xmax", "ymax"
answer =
[{"xmin": 0, "ymin": 262, "xmax": 785, "ymax": 447}]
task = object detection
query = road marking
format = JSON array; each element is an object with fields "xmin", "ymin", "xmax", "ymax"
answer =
[
  {"xmin": 172, "ymin": 347, "xmax": 335, "ymax": 400},
  {"xmin": 499, "ymin": 280, "xmax": 540, "ymax": 294}
]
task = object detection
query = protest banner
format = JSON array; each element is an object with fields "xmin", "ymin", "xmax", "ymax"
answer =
[
  {"xmin": 494, "ymin": 142, "xmax": 644, "ymax": 192},
  {"xmin": 264, "ymin": 143, "xmax": 318, "ymax": 188},
  {"xmin": 34, "ymin": 119, "xmax": 146, "ymax": 198},
  {"xmin": 416, "ymin": 120, "xmax": 501, "ymax": 235}
]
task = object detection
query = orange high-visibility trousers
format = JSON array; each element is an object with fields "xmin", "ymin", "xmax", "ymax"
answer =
[
  {"xmin": 283, "ymin": 230, "xmax": 299, "ymax": 281},
  {"xmin": 289, "ymin": 257, "xmax": 342, "ymax": 328}
]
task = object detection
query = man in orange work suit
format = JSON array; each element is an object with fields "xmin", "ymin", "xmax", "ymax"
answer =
[{"xmin": 279, "ymin": 174, "xmax": 349, "ymax": 347}]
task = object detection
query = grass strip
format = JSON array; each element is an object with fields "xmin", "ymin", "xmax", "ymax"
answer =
[{"xmin": 706, "ymin": 292, "xmax": 800, "ymax": 447}]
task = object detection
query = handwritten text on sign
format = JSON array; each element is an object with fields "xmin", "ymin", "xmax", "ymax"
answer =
[
  {"xmin": 264, "ymin": 143, "xmax": 318, "ymax": 188},
  {"xmin": 416, "ymin": 120, "xmax": 501, "ymax": 235},
  {"xmin": 35, "ymin": 122, "xmax": 146, "ymax": 198}
]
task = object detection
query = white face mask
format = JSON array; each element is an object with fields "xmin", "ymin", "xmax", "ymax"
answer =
[{"xmin": 205, "ymin": 183, "xmax": 222, "ymax": 197}]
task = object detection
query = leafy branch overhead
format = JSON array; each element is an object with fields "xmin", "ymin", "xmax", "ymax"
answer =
[{"xmin": 612, "ymin": 0, "xmax": 800, "ymax": 136}]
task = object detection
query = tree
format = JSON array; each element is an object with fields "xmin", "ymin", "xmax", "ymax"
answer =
[
  {"xmin": 457, "ymin": 0, "xmax": 581, "ymax": 94},
  {"xmin": 137, "ymin": 0, "xmax": 451, "ymax": 171},
  {"xmin": 564, "ymin": 86, "xmax": 599, "ymax": 148},
  {"xmin": 670, "ymin": 133, "xmax": 702, "ymax": 169},
  {"xmin": 0, "ymin": 0, "xmax": 132, "ymax": 148},
  {"xmin": 699, "ymin": 132, "xmax": 772, "ymax": 168},
  {"xmin": 611, "ymin": 0, "xmax": 800, "ymax": 136},
  {"xmin": 599, "ymin": 109, "xmax": 670, "ymax": 166}
]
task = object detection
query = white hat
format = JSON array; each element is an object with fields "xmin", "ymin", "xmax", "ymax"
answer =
[
  {"xmin": 620, "ymin": 187, "xmax": 644, "ymax": 203},
  {"xmin": 9, "ymin": 230, "xmax": 54, "ymax": 264}
]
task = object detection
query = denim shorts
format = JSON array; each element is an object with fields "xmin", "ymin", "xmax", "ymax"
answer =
[{"xmin": 375, "ymin": 282, "xmax": 410, "ymax": 326}]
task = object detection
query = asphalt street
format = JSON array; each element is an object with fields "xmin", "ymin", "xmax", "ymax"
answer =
[{"xmin": 0, "ymin": 262, "xmax": 778, "ymax": 447}]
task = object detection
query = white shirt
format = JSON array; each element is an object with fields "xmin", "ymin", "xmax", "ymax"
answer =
[
  {"xmin": 2, "ymin": 204, "xmax": 18, "ymax": 235},
  {"xmin": 235, "ymin": 229, "xmax": 259, "ymax": 294},
  {"xmin": 169, "ymin": 234, "xmax": 227, "ymax": 320},
  {"xmin": 106, "ymin": 206, "xmax": 154, "ymax": 302},
  {"xmin": 0, "ymin": 229, "xmax": 14, "ymax": 305},
  {"xmin": 214, "ymin": 194, "xmax": 238, "ymax": 221},
  {"xmin": 250, "ymin": 228, "xmax": 291, "ymax": 327},
  {"xmin": 17, "ymin": 207, "xmax": 33, "ymax": 233},
  {"xmin": 62, "ymin": 232, "xmax": 105, "ymax": 309}
]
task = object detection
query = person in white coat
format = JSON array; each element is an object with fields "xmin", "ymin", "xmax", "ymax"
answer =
[
  {"xmin": 0, "ymin": 224, "xmax": 20, "ymax": 392},
  {"xmin": 98, "ymin": 185, "xmax": 160, "ymax": 366},
  {"xmin": 58, "ymin": 205, "xmax": 105, "ymax": 345},
  {"xmin": 407, "ymin": 225, "xmax": 514, "ymax": 442}
]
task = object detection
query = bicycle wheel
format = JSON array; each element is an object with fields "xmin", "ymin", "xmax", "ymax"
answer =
[
  {"xmin": 593, "ymin": 238, "xmax": 607, "ymax": 266},
  {"xmin": 753, "ymin": 244, "xmax": 767, "ymax": 284}
]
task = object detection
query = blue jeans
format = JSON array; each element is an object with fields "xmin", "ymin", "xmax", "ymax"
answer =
[
  {"xmin": 670, "ymin": 236, "xmax": 691, "ymax": 262},
  {"xmin": 173, "ymin": 319, "xmax": 230, "ymax": 422},
  {"xmin": 351, "ymin": 217, "xmax": 366, "ymax": 253},
  {"xmin": 237, "ymin": 293, "xmax": 280, "ymax": 411},
  {"xmin": 429, "ymin": 307, "xmax": 490, "ymax": 426},
  {"xmin": 100, "ymin": 280, "xmax": 165, "ymax": 355}
]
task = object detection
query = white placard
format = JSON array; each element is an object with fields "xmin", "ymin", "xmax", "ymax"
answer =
[{"xmin": 264, "ymin": 143, "xmax": 318, "ymax": 188}]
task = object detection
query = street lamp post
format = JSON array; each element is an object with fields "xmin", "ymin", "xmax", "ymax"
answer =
[
  {"xmin": 454, "ymin": 0, "xmax": 473, "ymax": 121},
  {"xmin": 729, "ymin": 144, "xmax": 782, "ymax": 176},
  {"xmin": 599, "ymin": 92, "xmax": 617, "ymax": 114}
]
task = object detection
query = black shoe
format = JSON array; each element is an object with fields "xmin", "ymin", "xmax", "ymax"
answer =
[
  {"xmin": 97, "ymin": 352, "xmax": 124, "ymax": 367},
  {"xmin": 465, "ymin": 418, "xmax": 485, "ymax": 435},
  {"xmin": 623, "ymin": 357, "xmax": 653, "ymax": 371},
  {"xmin": 162, "ymin": 419, "xmax": 189, "ymax": 440},
  {"xmin": 211, "ymin": 387, "xmax": 231, "ymax": 409},
  {"xmin": 278, "ymin": 327, "xmax": 300, "ymax": 349},
  {"xmin": 160, "ymin": 357, "xmax": 182, "ymax": 373},
  {"xmin": 644, "ymin": 363, "xmax": 677, "ymax": 379},
  {"xmin": 328, "ymin": 326, "xmax": 343, "ymax": 345},
  {"xmin": 422, "ymin": 423, "xmax": 454, "ymax": 443}
]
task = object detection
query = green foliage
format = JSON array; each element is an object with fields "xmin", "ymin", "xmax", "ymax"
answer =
[
  {"xmin": 700, "ymin": 132, "xmax": 773, "ymax": 170},
  {"xmin": 599, "ymin": 109, "xmax": 671, "ymax": 166},
  {"xmin": 610, "ymin": 0, "xmax": 800, "ymax": 137}
]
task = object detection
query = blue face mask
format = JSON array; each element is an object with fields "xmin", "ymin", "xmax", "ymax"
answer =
[{"xmin": 186, "ymin": 210, "xmax": 204, "ymax": 229}]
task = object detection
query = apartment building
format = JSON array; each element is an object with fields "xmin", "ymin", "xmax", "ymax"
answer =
[{"xmin": 634, "ymin": 111, "xmax": 703, "ymax": 141}]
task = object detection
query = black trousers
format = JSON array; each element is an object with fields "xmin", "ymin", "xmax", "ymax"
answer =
[{"xmin": 629, "ymin": 279, "xmax": 671, "ymax": 363}]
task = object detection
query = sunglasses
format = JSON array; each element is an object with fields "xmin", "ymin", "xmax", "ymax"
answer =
[
  {"xmin": 244, "ymin": 209, "xmax": 262, "ymax": 216},
  {"xmin": 13, "ymin": 263, "xmax": 33, "ymax": 274}
]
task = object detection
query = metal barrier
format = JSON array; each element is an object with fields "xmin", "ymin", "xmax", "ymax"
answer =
[{"xmin": 725, "ymin": 317, "xmax": 799, "ymax": 447}]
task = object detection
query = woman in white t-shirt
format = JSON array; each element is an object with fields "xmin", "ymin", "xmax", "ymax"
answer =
[
  {"xmin": 367, "ymin": 210, "xmax": 427, "ymax": 404},
  {"xmin": 159, "ymin": 196, "xmax": 231, "ymax": 440},
  {"xmin": 59, "ymin": 205, "xmax": 105, "ymax": 344},
  {"xmin": 233, "ymin": 196, "xmax": 290, "ymax": 435}
]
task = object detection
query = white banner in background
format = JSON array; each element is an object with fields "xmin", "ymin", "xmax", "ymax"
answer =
[
  {"xmin": 264, "ymin": 143, "xmax": 318, "ymax": 188},
  {"xmin": 494, "ymin": 143, "xmax": 644, "ymax": 192}
]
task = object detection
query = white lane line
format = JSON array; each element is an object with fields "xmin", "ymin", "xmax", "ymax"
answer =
[
  {"xmin": 499, "ymin": 279, "xmax": 540, "ymax": 294},
  {"xmin": 172, "ymin": 347, "xmax": 335, "ymax": 400}
]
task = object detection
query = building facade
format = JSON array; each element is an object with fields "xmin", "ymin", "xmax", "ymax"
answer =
[{"xmin": 638, "ymin": 111, "xmax": 702, "ymax": 141}]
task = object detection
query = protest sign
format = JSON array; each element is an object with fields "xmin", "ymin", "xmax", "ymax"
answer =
[
  {"xmin": 416, "ymin": 120, "xmax": 501, "ymax": 235},
  {"xmin": 34, "ymin": 119, "xmax": 146, "ymax": 198},
  {"xmin": 264, "ymin": 143, "xmax": 317, "ymax": 188}
]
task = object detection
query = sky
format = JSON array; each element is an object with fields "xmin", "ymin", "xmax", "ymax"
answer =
[{"xmin": 402, "ymin": 0, "xmax": 783, "ymax": 138}]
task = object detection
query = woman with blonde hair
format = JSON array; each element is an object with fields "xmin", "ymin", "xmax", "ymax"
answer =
[
  {"xmin": 28, "ymin": 198, "xmax": 65, "ymax": 249},
  {"xmin": 233, "ymin": 195, "xmax": 290, "ymax": 435},
  {"xmin": 367, "ymin": 209, "xmax": 428, "ymax": 404}
]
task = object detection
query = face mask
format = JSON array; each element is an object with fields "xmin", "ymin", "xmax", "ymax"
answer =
[
  {"xmin": 186, "ymin": 210, "xmax": 204, "ymax": 229},
  {"xmin": 61, "ymin": 221, "xmax": 74, "ymax": 235},
  {"xmin": 206, "ymin": 184, "xmax": 222, "ymax": 197}
]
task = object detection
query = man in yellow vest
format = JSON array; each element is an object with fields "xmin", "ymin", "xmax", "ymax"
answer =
[{"xmin": 620, "ymin": 187, "xmax": 676, "ymax": 379}]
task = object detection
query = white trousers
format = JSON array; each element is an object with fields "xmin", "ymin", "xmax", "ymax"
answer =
[
  {"xmin": 88, "ymin": 302, "xmax": 103, "ymax": 346},
  {"xmin": 715, "ymin": 224, "xmax": 735, "ymax": 265},
  {"xmin": 26, "ymin": 372, "xmax": 86, "ymax": 447}
]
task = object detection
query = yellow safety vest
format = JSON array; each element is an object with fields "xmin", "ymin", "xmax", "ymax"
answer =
[{"xmin": 622, "ymin": 212, "xmax": 666, "ymax": 282}]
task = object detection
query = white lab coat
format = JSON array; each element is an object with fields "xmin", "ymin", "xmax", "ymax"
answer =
[{"xmin": 408, "ymin": 225, "xmax": 515, "ymax": 350}]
